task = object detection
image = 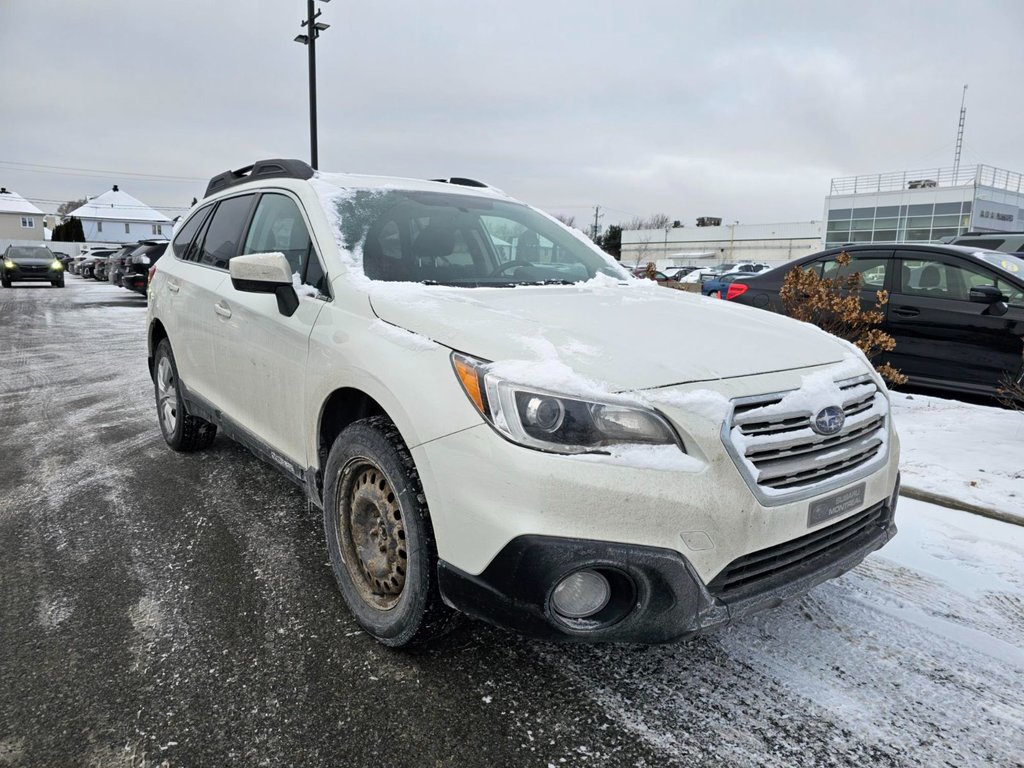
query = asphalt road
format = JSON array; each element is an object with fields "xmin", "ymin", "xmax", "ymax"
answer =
[{"xmin": 1, "ymin": 278, "xmax": 1022, "ymax": 768}]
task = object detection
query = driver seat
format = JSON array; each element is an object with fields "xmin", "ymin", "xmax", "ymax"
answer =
[{"xmin": 411, "ymin": 222, "xmax": 456, "ymax": 280}]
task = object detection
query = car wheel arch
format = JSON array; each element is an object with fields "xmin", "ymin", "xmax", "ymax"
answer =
[
  {"xmin": 317, "ymin": 387, "xmax": 389, "ymax": 471},
  {"xmin": 148, "ymin": 319, "xmax": 168, "ymax": 379}
]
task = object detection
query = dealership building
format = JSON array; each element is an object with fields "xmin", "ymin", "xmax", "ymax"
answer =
[
  {"xmin": 824, "ymin": 164, "xmax": 1024, "ymax": 249},
  {"xmin": 620, "ymin": 163, "xmax": 1024, "ymax": 270}
]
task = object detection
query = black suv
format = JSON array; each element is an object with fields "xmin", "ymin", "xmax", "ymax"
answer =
[
  {"xmin": 2, "ymin": 245, "xmax": 65, "ymax": 288},
  {"xmin": 728, "ymin": 243, "xmax": 1024, "ymax": 398}
]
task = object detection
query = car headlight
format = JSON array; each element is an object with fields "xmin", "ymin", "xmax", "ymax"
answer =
[
  {"xmin": 3, "ymin": 260, "xmax": 14, "ymax": 270},
  {"xmin": 451, "ymin": 352, "xmax": 682, "ymax": 454},
  {"xmin": 51, "ymin": 260, "xmax": 63, "ymax": 270}
]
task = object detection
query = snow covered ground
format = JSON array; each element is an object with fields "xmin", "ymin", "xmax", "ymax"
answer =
[{"xmin": 892, "ymin": 391, "xmax": 1024, "ymax": 523}]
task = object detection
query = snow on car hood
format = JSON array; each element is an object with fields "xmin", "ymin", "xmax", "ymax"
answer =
[{"xmin": 367, "ymin": 277, "xmax": 851, "ymax": 393}]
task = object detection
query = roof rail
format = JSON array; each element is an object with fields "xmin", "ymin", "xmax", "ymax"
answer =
[
  {"xmin": 429, "ymin": 177, "xmax": 490, "ymax": 189},
  {"xmin": 205, "ymin": 158, "xmax": 314, "ymax": 198}
]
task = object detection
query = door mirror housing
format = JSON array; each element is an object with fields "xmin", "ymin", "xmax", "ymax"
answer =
[
  {"xmin": 229, "ymin": 252, "xmax": 299, "ymax": 317},
  {"xmin": 968, "ymin": 284, "xmax": 1006, "ymax": 304},
  {"xmin": 968, "ymin": 285, "xmax": 1009, "ymax": 316}
]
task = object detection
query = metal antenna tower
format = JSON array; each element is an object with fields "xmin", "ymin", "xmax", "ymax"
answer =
[{"xmin": 953, "ymin": 84, "xmax": 968, "ymax": 181}]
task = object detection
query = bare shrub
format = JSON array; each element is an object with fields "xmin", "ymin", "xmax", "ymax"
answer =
[{"xmin": 780, "ymin": 251, "xmax": 907, "ymax": 385}]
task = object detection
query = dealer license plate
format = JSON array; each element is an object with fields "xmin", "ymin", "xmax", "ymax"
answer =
[{"xmin": 807, "ymin": 483, "xmax": 865, "ymax": 527}]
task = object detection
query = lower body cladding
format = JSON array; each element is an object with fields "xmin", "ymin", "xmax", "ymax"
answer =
[{"xmin": 437, "ymin": 494, "xmax": 897, "ymax": 643}]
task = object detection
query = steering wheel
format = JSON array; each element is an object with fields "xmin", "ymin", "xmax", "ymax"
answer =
[{"xmin": 489, "ymin": 259, "xmax": 536, "ymax": 276}]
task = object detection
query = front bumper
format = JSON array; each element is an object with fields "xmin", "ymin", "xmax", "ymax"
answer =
[
  {"xmin": 3, "ymin": 266, "xmax": 62, "ymax": 282},
  {"xmin": 438, "ymin": 494, "xmax": 897, "ymax": 643}
]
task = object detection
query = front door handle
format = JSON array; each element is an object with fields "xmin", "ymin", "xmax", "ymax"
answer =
[
  {"xmin": 167, "ymin": 282, "xmax": 180, "ymax": 294},
  {"xmin": 214, "ymin": 302, "xmax": 232, "ymax": 319},
  {"xmin": 892, "ymin": 306, "xmax": 920, "ymax": 317}
]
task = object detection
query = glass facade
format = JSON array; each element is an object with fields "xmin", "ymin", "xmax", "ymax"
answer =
[{"xmin": 825, "ymin": 201, "xmax": 972, "ymax": 248}]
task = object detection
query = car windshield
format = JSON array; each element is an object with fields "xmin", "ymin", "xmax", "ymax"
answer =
[
  {"xmin": 977, "ymin": 251, "xmax": 1024, "ymax": 281},
  {"xmin": 330, "ymin": 189, "xmax": 628, "ymax": 286},
  {"xmin": 7, "ymin": 247, "xmax": 53, "ymax": 260}
]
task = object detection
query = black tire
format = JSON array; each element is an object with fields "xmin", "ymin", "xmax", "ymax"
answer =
[
  {"xmin": 1, "ymin": 279, "xmax": 10, "ymax": 289},
  {"xmin": 153, "ymin": 338, "xmax": 217, "ymax": 452},
  {"xmin": 52, "ymin": 278, "xmax": 65, "ymax": 288},
  {"xmin": 323, "ymin": 416, "xmax": 458, "ymax": 647}
]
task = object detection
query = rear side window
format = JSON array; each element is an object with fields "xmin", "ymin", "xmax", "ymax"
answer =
[
  {"xmin": 172, "ymin": 205, "xmax": 213, "ymax": 261},
  {"xmin": 198, "ymin": 195, "xmax": 256, "ymax": 269}
]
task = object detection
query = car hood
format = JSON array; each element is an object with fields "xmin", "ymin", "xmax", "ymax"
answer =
[{"xmin": 367, "ymin": 280, "xmax": 851, "ymax": 391}]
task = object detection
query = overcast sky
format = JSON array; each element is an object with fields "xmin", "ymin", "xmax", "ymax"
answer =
[{"xmin": 2, "ymin": 0, "xmax": 1022, "ymax": 229}]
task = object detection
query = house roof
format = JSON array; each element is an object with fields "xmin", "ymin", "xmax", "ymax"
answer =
[
  {"xmin": 0, "ymin": 188, "xmax": 44, "ymax": 216},
  {"xmin": 68, "ymin": 186, "xmax": 171, "ymax": 223}
]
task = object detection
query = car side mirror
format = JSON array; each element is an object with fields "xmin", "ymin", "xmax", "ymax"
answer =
[
  {"xmin": 229, "ymin": 252, "xmax": 299, "ymax": 317},
  {"xmin": 968, "ymin": 285, "xmax": 1009, "ymax": 316},
  {"xmin": 969, "ymin": 285, "xmax": 1005, "ymax": 303}
]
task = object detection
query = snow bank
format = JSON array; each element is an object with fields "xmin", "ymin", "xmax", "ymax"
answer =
[{"xmin": 892, "ymin": 392, "xmax": 1024, "ymax": 522}]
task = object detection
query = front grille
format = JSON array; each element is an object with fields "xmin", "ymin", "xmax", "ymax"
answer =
[
  {"xmin": 725, "ymin": 374, "xmax": 889, "ymax": 500},
  {"xmin": 708, "ymin": 500, "xmax": 890, "ymax": 600},
  {"xmin": 21, "ymin": 265, "xmax": 48, "ymax": 274}
]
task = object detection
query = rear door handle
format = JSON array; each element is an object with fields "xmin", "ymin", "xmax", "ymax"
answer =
[
  {"xmin": 214, "ymin": 302, "xmax": 232, "ymax": 319},
  {"xmin": 167, "ymin": 282, "xmax": 180, "ymax": 294},
  {"xmin": 892, "ymin": 306, "xmax": 920, "ymax": 317}
]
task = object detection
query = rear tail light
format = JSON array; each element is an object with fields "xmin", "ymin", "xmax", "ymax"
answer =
[
  {"xmin": 147, "ymin": 265, "xmax": 157, "ymax": 283},
  {"xmin": 725, "ymin": 283, "xmax": 749, "ymax": 301}
]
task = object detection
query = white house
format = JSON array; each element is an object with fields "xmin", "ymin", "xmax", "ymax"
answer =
[
  {"xmin": 0, "ymin": 187, "xmax": 45, "ymax": 241},
  {"xmin": 67, "ymin": 185, "xmax": 173, "ymax": 243}
]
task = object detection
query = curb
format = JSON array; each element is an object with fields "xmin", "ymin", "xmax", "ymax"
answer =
[{"xmin": 899, "ymin": 486, "xmax": 1024, "ymax": 527}]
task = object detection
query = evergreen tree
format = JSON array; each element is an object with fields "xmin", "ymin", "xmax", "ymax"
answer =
[{"xmin": 68, "ymin": 217, "xmax": 85, "ymax": 242}]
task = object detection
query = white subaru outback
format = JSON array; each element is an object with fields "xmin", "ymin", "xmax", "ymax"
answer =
[{"xmin": 147, "ymin": 159, "xmax": 900, "ymax": 647}]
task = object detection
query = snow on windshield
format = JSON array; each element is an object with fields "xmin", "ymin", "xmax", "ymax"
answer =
[{"xmin": 310, "ymin": 176, "xmax": 629, "ymax": 288}]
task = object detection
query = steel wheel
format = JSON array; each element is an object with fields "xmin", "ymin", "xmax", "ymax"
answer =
[
  {"xmin": 156, "ymin": 355, "xmax": 178, "ymax": 435},
  {"xmin": 337, "ymin": 460, "xmax": 408, "ymax": 611}
]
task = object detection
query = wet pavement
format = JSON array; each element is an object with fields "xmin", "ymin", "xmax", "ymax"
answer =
[{"xmin": 1, "ymin": 278, "xmax": 1021, "ymax": 768}]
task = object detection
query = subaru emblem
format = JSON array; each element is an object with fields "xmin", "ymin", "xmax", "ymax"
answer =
[{"xmin": 812, "ymin": 406, "xmax": 845, "ymax": 436}]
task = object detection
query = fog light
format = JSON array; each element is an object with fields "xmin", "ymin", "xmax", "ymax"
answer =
[{"xmin": 551, "ymin": 569, "xmax": 610, "ymax": 619}]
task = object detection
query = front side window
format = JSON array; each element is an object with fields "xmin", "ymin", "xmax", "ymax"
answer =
[
  {"xmin": 198, "ymin": 195, "xmax": 255, "ymax": 269},
  {"xmin": 330, "ymin": 189, "xmax": 626, "ymax": 286},
  {"xmin": 241, "ymin": 193, "xmax": 329, "ymax": 295},
  {"xmin": 898, "ymin": 257, "xmax": 1023, "ymax": 306}
]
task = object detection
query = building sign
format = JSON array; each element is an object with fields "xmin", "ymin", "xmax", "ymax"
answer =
[{"xmin": 972, "ymin": 200, "xmax": 1018, "ymax": 232}]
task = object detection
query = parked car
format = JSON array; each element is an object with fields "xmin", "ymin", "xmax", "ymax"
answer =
[
  {"xmin": 107, "ymin": 244, "xmax": 137, "ymax": 286},
  {"xmin": 78, "ymin": 249, "xmax": 116, "ymax": 279},
  {"xmin": 701, "ymin": 271, "xmax": 758, "ymax": 298},
  {"xmin": 2, "ymin": 245, "xmax": 65, "ymax": 287},
  {"xmin": 949, "ymin": 232, "xmax": 1024, "ymax": 254},
  {"xmin": 631, "ymin": 267, "xmax": 680, "ymax": 287},
  {"xmin": 668, "ymin": 266, "xmax": 699, "ymax": 280},
  {"xmin": 70, "ymin": 246, "xmax": 112, "ymax": 275},
  {"xmin": 147, "ymin": 158, "xmax": 900, "ymax": 648},
  {"xmin": 729, "ymin": 243, "xmax": 1024, "ymax": 398},
  {"xmin": 122, "ymin": 240, "xmax": 168, "ymax": 294},
  {"xmin": 677, "ymin": 267, "xmax": 719, "ymax": 285}
]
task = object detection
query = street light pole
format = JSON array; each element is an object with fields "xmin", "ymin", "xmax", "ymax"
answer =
[
  {"xmin": 295, "ymin": 0, "xmax": 331, "ymax": 170},
  {"xmin": 307, "ymin": 0, "xmax": 317, "ymax": 169}
]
